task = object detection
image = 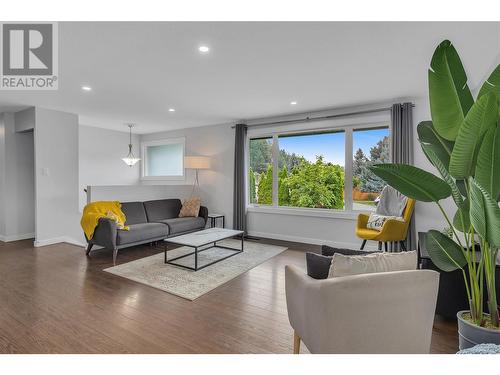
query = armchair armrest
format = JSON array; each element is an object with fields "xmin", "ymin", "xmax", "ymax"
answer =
[
  {"xmin": 198, "ymin": 206, "xmax": 208, "ymax": 224},
  {"xmin": 90, "ymin": 217, "xmax": 117, "ymax": 249}
]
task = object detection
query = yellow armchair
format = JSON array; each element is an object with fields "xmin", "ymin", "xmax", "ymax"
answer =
[{"xmin": 355, "ymin": 198, "xmax": 415, "ymax": 251}]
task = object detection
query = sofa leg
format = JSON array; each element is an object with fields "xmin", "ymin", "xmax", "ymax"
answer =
[
  {"xmin": 86, "ymin": 243, "xmax": 93, "ymax": 256},
  {"xmin": 293, "ymin": 331, "xmax": 301, "ymax": 354},
  {"xmin": 378, "ymin": 242, "xmax": 382, "ymax": 251},
  {"xmin": 113, "ymin": 248, "xmax": 118, "ymax": 265},
  {"xmin": 384, "ymin": 242, "xmax": 388, "ymax": 252},
  {"xmin": 360, "ymin": 240, "xmax": 367, "ymax": 250}
]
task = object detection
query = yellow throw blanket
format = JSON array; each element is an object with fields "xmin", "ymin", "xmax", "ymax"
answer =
[{"xmin": 81, "ymin": 201, "xmax": 129, "ymax": 241}]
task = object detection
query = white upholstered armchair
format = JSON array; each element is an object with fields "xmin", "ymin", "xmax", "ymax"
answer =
[{"xmin": 285, "ymin": 265, "xmax": 439, "ymax": 354}]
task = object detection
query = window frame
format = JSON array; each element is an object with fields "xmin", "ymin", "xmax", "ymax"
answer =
[
  {"xmin": 140, "ymin": 137, "xmax": 186, "ymax": 181},
  {"xmin": 246, "ymin": 121, "xmax": 391, "ymax": 215}
]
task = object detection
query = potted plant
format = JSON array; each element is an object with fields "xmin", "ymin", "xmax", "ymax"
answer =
[{"xmin": 370, "ymin": 39, "xmax": 500, "ymax": 349}]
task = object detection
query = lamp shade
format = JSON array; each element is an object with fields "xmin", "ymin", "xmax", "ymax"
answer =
[{"xmin": 184, "ymin": 156, "xmax": 210, "ymax": 170}]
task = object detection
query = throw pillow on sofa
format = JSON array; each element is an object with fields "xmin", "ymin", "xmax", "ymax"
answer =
[
  {"xmin": 328, "ymin": 251, "xmax": 417, "ymax": 278},
  {"xmin": 179, "ymin": 197, "xmax": 201, "ymax": 217}
]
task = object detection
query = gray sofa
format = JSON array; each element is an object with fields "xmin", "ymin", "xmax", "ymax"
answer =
[{"xmin": 85, "ymin": 199, "xmax": 208, "ymax": 264}]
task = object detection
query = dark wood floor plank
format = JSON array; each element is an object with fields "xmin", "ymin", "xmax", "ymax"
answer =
[{"xmin": 0, "ymin": 238, "xmax": 458, "ymax": 353}]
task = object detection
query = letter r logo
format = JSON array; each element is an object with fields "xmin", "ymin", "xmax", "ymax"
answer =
[{"xmin": 2, "ymin": 24, "xmax": 53, "ymax": 75}]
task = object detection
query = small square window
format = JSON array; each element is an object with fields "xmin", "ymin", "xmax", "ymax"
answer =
[{"xmin": 141, "ymin": 138, "xmax": 185, "ymax": 180}]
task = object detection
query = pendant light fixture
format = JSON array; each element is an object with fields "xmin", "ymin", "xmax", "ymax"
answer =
[{"xmin": 122, "ymin": 123, "xmax": 140, "ymax": 167}]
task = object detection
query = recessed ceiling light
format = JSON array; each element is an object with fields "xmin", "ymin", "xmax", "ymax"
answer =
[
  {"xmin": 198, "ymin": 45, "xmax": 210, "ymax": 53},
  {"xmin": 290, "ymin": 101, "xmax": 297, "ymax": 105},
  {"xmin": 168, "ymin": 108, "xmax": 176, "ymax": 112},
  {"xmin": 81, "ymin": 86, "xmax": 92, "ymax": 91}
]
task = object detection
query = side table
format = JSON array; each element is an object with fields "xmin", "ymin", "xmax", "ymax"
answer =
[{"xmin": 208, "ymin": 213, "xmax": 225, "ymax": 228}]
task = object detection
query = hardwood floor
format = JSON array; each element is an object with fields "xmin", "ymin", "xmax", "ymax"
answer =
[{"xmin": 0, "ymin": 237, "xmax": 458, "ymax": 354}]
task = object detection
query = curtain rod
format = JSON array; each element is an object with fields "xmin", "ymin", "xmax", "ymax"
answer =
[{"xmin": 231, "ymin": 103, "xmax": 415, "ymax": 129}]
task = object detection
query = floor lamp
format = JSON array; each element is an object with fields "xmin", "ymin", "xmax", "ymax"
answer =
[{"xmin": 184, "ymin": 156, "xmax": 210, "ymax": 197}]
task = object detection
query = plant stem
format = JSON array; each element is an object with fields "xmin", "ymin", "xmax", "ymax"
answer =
[{"xmin": 436, "ymin": 202, "xmax": 464, "ymax": 249}]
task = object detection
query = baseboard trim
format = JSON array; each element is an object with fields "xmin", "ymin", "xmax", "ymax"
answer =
[
  {"xmin": 246, "ymin": 230, "xmax": 379, "ymax": 251},
  {"xmin": 34, "ymin": 236, "xmax": 86, "ymax": 248},
  {"xmin": 0, "ymin": 232, "xmax": 35, "ymax": 242}
]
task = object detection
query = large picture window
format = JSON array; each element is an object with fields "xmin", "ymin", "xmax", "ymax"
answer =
[
  {"xmin": 278, "ymin": 131, "xmax": 345, "ymax": 209},
  {"xmin": 141, "ymin": 137, "xmax": 185, "ymax": 180},
  {"xmin": 248, "ymin": 124, "xmax": 390, "ymax": 212}
]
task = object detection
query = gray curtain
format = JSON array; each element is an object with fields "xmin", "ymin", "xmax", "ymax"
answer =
[
  {"xmin": 391, "ymin": 103, "xmax": 416, "ymax": 251},
  {"xmin": 233, "ymin": 123, "xmax": 247, "ymax": 232}
]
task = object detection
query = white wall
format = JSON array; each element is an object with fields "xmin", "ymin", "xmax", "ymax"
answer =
[
  {"xmin": 78, "ymin": 125, "xmax": 140, "ymax": 209},
  {"xmin": 0, "ymin": 112, "xmax": 35, "ymax": 242},
  {"xmin": 140, "ymin": 123, "xmax": 235, "ymax": 228},
  {"xmin": 34, "ymin": 108, "xmax": 82, "ymax": 246}
]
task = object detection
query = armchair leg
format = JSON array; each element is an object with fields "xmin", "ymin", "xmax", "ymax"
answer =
[
  {"xmin": 293, "ymin": 331, "xmax": 301, "ymax": 354},
  {"xmin": 400, "ymin": 241, "xmax": 407, "ymax": 251},
  {"xmin": 85, "ymin": 243, "xmax": 93, "ymax": 256},
  {"xmin": 360, "ymin": 240, "xmax": 367, "ymax": 250},
  {"xmin": 378, "ymin": 242, "xmax": 382, "ymax": 251},
  {"xmin": 113, "ymin": 248, "xmax": 118, "ymax": 265}
]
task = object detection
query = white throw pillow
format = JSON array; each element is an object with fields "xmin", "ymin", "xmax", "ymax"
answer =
[
  {"xmin": 328, "ymin": 251, "xmax": 417, "ymax": 278},
  {"xmin": 366, "ymin": 213, "xmax": 404, "ymax": 231}
]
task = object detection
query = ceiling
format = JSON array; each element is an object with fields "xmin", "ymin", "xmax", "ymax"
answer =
[{"xmin": 0, "ymin": 22, "xmax": 499, "ymax": 134}]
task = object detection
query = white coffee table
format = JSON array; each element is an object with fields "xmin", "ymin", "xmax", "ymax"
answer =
[{"xmin": 164, "ymin": 228, "xmax": 244, "ymax": 271}]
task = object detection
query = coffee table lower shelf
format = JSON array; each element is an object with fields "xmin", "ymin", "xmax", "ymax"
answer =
[{"xmin": 164, "ymin": 235, "xmax": 244, "ymax": 271}]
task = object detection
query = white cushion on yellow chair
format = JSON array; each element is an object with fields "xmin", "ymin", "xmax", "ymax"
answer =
[
  {"xmin": 366, "ymin": 213, "xmax": 404, "ymax": 231},
  {"xmin": 328, "ymin": 251, "xmax": 417, "ymax": 278}
]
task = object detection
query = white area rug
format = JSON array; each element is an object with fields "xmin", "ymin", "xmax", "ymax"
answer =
[{"xmin": 103, "ymin": 239, "xmax": 287, "ymax": 300}]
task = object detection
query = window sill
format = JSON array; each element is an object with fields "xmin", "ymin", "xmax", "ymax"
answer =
[{"xmin": 247, "ymin": 205, "xmax": 369, "ymax": 220}]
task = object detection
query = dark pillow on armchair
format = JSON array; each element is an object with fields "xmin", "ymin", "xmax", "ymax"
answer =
[
  {"xmin": 306, "ymin": 246, "xmax": 376, "ymax": 280},
  {"xmin": 306, "ymin": 252, "xmax": 333, "ymax": 280}
]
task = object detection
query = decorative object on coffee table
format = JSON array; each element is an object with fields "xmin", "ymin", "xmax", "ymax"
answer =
[
  {"xmin": 164, "ymin": 228, "xmax": 244, "ymax": 271},
  {"xmin": 208, "ymin": 213, "xmax": 225, "ymax": 228}
]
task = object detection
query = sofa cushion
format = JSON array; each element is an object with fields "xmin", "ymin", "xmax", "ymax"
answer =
[
  {"xmin": 160, "ymin": 217, "xmax": 205, "ymax": 235},
  {"xmin": 117, "ymin": 223, "xmax": 169, "ymax": 245},
  {"xmin": 144, "ymin": 199, "xmax": 182, "ymax": 222},
  {"xmin": 328, "ymin": 251, "xmax": 417, "ymax": 278},
  {"xmin": 121, "ymin": 202, "xmax": 148, "ymax": 225}
]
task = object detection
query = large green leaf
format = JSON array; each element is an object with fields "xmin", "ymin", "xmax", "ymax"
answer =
[
  {"xmin": 475, "ymin": 122, "xmax": 500, "ymax": 202},
  {"xmin": 421, "ymin": 143, "xmax": 462, "ymax": 206},
  {"xmin": 424, "ymin": 230, "xmax": 467, "ymax": 272},
  {"xmin": 417, "ymin": 121, "xmax": 454, "ymax": 169},
  {"xmin": 428, "ymin": 40, "xmax": 474, "ymax": 141},
  {"xmin": 370, "ymin": 164, "xmax": 451, "ymax": 202},
  {"xmin": 469, "ymin": 179, "xmax": 500, "ymax": 247},
  {"xmin": 453, "ymin": 199, "xmax": 470, "ymax": 233},
  {"xmin": 478, "ymin": 64, "xmax": 500, "ymax": 99},
  {"xmin": 449, "ymin": 92, "xmax": 497, "ymax": 178}
]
